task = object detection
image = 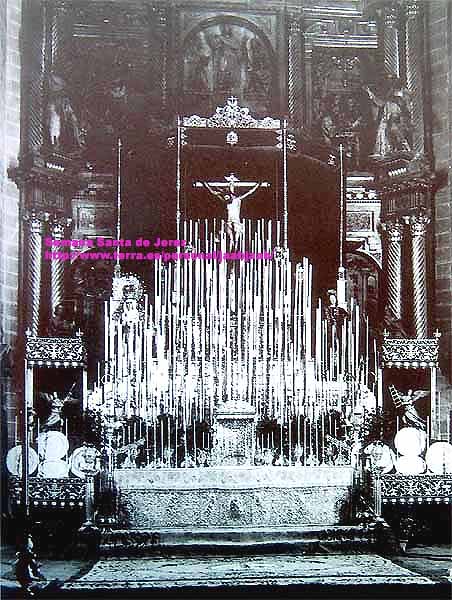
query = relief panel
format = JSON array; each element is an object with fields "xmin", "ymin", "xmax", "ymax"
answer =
[
  {"xmin": 311, "ymin": 48, "xmax": 380, "ymax": 170},
  {"xmin": 181, "ymin": 18, "xmax": 276, "ymax": 117}
]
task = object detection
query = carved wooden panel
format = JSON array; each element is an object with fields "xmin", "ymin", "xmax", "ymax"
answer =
[{"xmin": 25, "ymin": 334, "xmax": 87, "ymax": 367}]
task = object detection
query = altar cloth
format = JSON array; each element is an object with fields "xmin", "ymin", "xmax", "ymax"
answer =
[{"xmin": 113, "ymin": 466, "xmax": 355, "ymax": 528}]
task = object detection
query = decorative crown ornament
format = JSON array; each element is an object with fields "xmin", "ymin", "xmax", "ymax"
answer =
[{"xmin": 183, "ymin": 97, "xmax": 281, "ymax": 130}]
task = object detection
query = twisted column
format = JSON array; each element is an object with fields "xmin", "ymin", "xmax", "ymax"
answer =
[
  {"xmin": 49, "ymin": 218, "xmax": 68, "ymax": 313},
  {"xmin": 408, "ymin": 212, "xmax": 430, "ymax": 338},
  {"xmin": 404, "ymin": 0, "xmax": 424, "ymax": 155},
  {"xmin": 382, "ymin": 220, "xmax": 404, "ymax": 320},
  {"xmin": 381, "ymin": 3, "xmax": 401, "ymax": 77},
  {"xmin": 25, "ymin": 213, "xmax": 46, "ymax": 335},
  {"xmin": 288, "ymin": 17, "xmax": 303, "ymax": 129}
]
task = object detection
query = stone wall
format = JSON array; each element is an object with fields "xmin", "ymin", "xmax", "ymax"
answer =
[
  {"xmin": 427, "ymin": 1, "xmax": 452, "ymax": 382},
  {"xmin": 0, "ymin": 0, "xmax": 21, "ymax": 447}
]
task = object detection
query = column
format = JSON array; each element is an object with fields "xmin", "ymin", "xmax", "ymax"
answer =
[
  {"xmin": 381, "ymin": 2, "xmax": 402, "ymax": 78},
  {"xmin": 403, "ymin": 0, "xmax": 425, "ymax": 155},
  {"xmin": 49, "ymin": 218, "xmax": 68, "ymax": 313},
  {"xmin": 304, "ymin": 44, "xmax": 313, "ymax": 129},
  {"xmin": 382, "ymin": 220, "xmax": 404, "ymax": 321},
  {"xmin": 25, "ymin": 212, "xmax": 47, "ymax": 335},
  {"xmin": 288, "ymin": 16, "xmax": 303, "ymax": 129},
  {"xmin": 408, "ymin": 212, "xmax": 430, "ymax": 338}
]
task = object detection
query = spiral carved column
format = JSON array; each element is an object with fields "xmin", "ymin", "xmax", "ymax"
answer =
[
  {"xmin": 49, "ymin": 219, "xmax": 67, "ymax": 313},
  {"xmin": 408, "ymin": 213, "xmax": 430, "ymax": 338},
  {"xmin": 381, "ymin": 3, "xmax": 401, "ymax": 78},
  {"xmin": 404, "ymin": 0, "xmax": 424, "ymax": 155},
  {"xmin": 382, "ymin": 220, "xmax": 404, "ymax": 321},
  {"xmin": 25, "ymin": 214, "xmax": 46, "ymax": 335},
  {"xmin": 288, "ymin": 17, "xmax": 303, "ymax": 129}
]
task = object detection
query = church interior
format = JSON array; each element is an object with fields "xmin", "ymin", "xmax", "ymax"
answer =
[{"xmin": 1, "ymin": 0, "xmax": 452, "ymax": 594}]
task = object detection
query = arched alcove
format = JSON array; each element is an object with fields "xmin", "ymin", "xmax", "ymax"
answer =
[
  {"xmin": 346, "ymin": 250, "xmax": 382, "ymax": 326},
  {"xmin": 180, "ymin": 16, "xmax": 277, "ymax": 116}
]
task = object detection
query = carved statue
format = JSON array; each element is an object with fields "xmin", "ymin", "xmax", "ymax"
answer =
[
  {"xmin": 15, "ymin": 536, "xmax": 46, "ymax": 596},
  {"xmin": 319, "ymin": 114, "xmax": 336, "ymax": 147},
  {"xmin": 363, "ymin": 441, "xmax": 394, "ymax": 473},
  {"xmin": 262, "ymin": 448, "xmax": 274, "ymax": 466},
  {"xmin": 243, "ymin": 34, "xmax": 271, "ymax": 95},
  {"xmin": 389, "ymin": 385, "xmax": 428, "ymax": 430},
  {"xmin": 115, "ymin": 438, "xmax": 145, "ymax": 468},
  {"xmin": 194, "ymin": 173, "xmax": 270, "ymax": 248},
  {"xmin": 47, "ymin": 73, "xmax": 83, "ymax": 151},
  {"xmin": 77, "ymin": 445, "xmax": 101, "ymax": 476},
  {"xmin": 196, "ymin": 449, "xmax": 209, "ymax": 467},
  {"xmin": 48, "ymin": 303, "xmax": 76, "ymax": 337},
  {"xmin": 39, "ymin": 389, "xmax": 80, "ymax": 430},
  {"xmin": 209, "ymin": 23, "xmax": 243, "ymax": 92},
  {"xmin": 185, "ymin": 31, "xmax": 213, "ymax": 91},
  {"xmin": 365, "ymin": 77, "xmax": 412, "ymax": 158}
]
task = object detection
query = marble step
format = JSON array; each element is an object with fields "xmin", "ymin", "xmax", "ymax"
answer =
[{"xmin": 100, "ymin": 525, "xmax": 377, "ymax": 556}]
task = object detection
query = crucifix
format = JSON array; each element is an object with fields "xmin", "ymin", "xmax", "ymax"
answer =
[{"xmin": 194, "ymin": 173, "xmax": 270, "ymax": 247}]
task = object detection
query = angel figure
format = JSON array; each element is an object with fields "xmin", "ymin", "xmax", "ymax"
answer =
[
  {"xmin": 39, "ymin": 389, "xmax": 80, "ymax": 430},
  {"xmin": 389, "ymin": 385, "xmax": 428, "ymax": 430}
]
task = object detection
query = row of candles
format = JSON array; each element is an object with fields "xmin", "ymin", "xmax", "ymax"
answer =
[{"xmin": 89, "ymin": 218, "xmax": 378, "ymax": 466}]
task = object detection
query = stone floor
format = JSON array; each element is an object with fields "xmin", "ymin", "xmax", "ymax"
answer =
[{"xmin": 1, "ymin": 544, "xmax": 451, "ymax": 599}]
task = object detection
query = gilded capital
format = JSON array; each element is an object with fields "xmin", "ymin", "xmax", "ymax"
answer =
[
  {"xmin": 405, "ymin": 1, "xmax": 420, "ymax": 19},
  {"xmin": 50, "ymin": 216, "xmax": 72, "ymax": 239},
  {"xmin": 289, "ymin": 18, "xmax": 302, "ymax": 35},
  {"xmin": 409, "ymin": 213, "xmax": 430, "ymax": 237},
  {"xmin": 24, "ymin": 211, "xmax": 49, "ymax": 235},
  {"xmin": 382, "ymin": 220, "xmax": 404, "ymax": 243},
  {"xmin": 383, "ymin": 3, "xmax": 399, "ymax": 28}
]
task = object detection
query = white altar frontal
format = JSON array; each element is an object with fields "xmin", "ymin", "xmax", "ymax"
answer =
[{"xmin": 114, "ymin": 466, "xmax": 354, "ymax": 529}]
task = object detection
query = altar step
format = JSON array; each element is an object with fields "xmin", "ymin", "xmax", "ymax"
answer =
[{"xmin": 100, "ymin": 525, "xmax": 383, "ymax": 556}]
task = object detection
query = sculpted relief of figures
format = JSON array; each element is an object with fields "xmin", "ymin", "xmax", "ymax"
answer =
[
  {"xmin": 183, "ymin": 22, "xmax": 273, "ymax": 113},
  {"xmin": 312, "ymin": 51, "xmax": 374, "ymax": 168},
  {"xmin": 312, "ymin": 49, "xmax": 414, "ymax": 167}
]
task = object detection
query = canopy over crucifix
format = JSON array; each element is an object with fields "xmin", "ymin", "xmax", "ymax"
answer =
[{"xmin": 194, "ymin": 173, "xmax": 270, "ymax": 246}]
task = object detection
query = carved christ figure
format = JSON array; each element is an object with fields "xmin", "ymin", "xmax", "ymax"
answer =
[{"xmin": 194, "ymin": 173, "xmax": 270, "ymax": 247}]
